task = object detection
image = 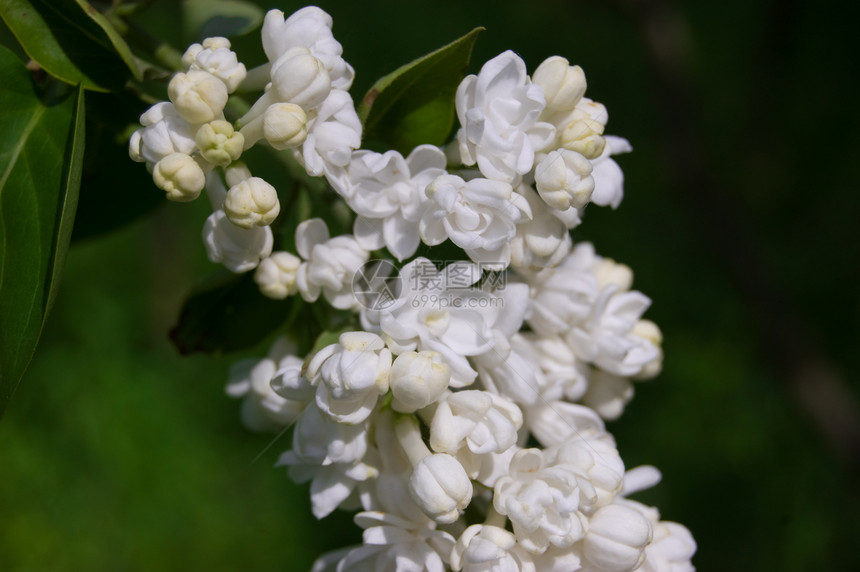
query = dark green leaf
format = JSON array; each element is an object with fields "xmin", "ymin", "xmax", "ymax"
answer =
[
  {"xmin": 358, "ymin": 28, "xmax": 482, "ymax": 155},
  {"xmin": 169, "ymin": 271, "xmax": 300, "ymax": 356},
  {"xmin": 0, "ymin": 45, "xmax": 85, "ymax": 417},
  {"xmin": 183, "ymin": 0, "xmax": 264, "ymax": 41},
  {"xmin": 73, "ymin": 0, "xmax": 142, "ymax": 81},
  {"xmin": 72, "ymin": 91, "xmax": 161, "ymax": 241},
  {"xmin": 0, "ymin": 0, "xmax": 133, "ymax": 91}
]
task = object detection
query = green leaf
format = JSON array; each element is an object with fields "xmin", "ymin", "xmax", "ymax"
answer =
[
  {"xmin": 0, "ymin": 0, "xmax": 133, "ymax": 91},
  {"xmin": 182, "ymin": 0, "xmax": 264, "ymax": 40},
  {"xmin": 169, "ymin": 271, "xmax": 300, "ymax": 356},
  {"xmin": 73, "ymin": 0, "xmax": 142, "ymax": 81},
  {"xmin": 0, "ymin": 45, "xmax": 85, "ymax": 417},
  {"xmin": 358, "ymin": 27, "xmax": 483, "ymax": 155}
]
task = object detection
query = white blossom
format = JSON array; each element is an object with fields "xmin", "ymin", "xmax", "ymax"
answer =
[
  {"xmin": 455, "ymin": 51, "xmax": 555, "ymax": 183},
  {"xmin": 420, "ymin": 174, "xmax": 531, "ymax": 270},
  {"xmin": 202, "ymin": 209, "xmax": 273, "ymax": 273},
  {"xmin": 295, "ymin": 218, "xmax": 369, "ymax": 309},
  {"xmin": 269, "ymin": 46, "xmax": 332, "ymax": 109},
  {"xmin": 239, "ymin": 102, "xmax": 308, "ymax": 150},
  {"xmin": 429, "ymin": 390, "xmax": 522, "ymax": 456},
  {"xmin": 409, "ymin": 453, "xmax": 474, "ymax": 524},
  {"xmin": 297, "ymin": 89, "xmax": 362, "ymax": 178},
  {"xmin": 305, "ymin": 331, "xmax": 392, "ymax": 424},
  {"xmin": 590, "ymin": 136, "xmax": 632, "ymax": 209},
  {"xmin": 451, "ymin": 524, "xmax": 536, "ymax": 572},
  {"xmin": 532, "ymin": 56, "xmax": 587, "ymax": 114},
  {"xmin": 534, "ymin": 148, "xmax": 595, "ymax": 210},
  {"xmin": 581, "ymin": 503, "xmax": 653, "ymax": 572},
  {"xmin": 389, "ymin": 351, "xmax": 452, "ymax": 413},
  {"xmin": 181, "ymin": 37, "xmax": 247, "ymax": 92},
  {"xmin": 336, "ymin": 145, "xmax": 447, "ymax": 261},
  {"xmin": 493, "ymin": 448, "xmax": 588, "ymax": 554},
  {"xmin": 195, "ymin": 120, "xmax": 245, "ymax": 166},
  {"xmin": 168, "ymin": 69, "xmax": 228, "ymax": 125},
  {"xmin": 129, "ymin": 102, "xmax": 196, "ymax": 166}
]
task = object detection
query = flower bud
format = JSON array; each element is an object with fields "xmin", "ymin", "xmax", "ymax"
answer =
[
  {"xmin": 168, "ymin": 70, "xmax": 228, "ymax": 124},
  {"xmin": 270, "ymin": 46, "xmax": 331, "ymax": 109},
  {"xmin": 202, "ymin": 210, "xmax": 273, "ymax": 273},
  {"xmin": 631, "ymin": 319, "xmax": 663, "ymax": 380},
  {"xmin": 535, "ymin": 149, "xmax": 595, "ymax": 210},
  {"xmin": 409, "ymin": 453, "xmax": 473, "ymax": 524},
  {"xmin": 593, "ymin": 257, "xmax": 634, "ymax": 291},
  {"xmin": 254, "ymin": 251, "xmax": 302, "ymax": 299},
  {"xmin": 240, "ymin": 103, "xmax": 307, "ymax": 150},
  {"xmin": 533, "ymin": 56, "xmax": 587, "ymax": 113},
  {"xmin": 195, "ymin": 120, "xmax": 244, "ymax": 166},
  {"xmin": 584, "ymin": 504, "xmax": 652, "ymax": 572},
  {"xmin": 152, "ymin": 152, "xmax": 205, "ymax": 202},
  {"xmin": 389, "ymin": 351, "xmax": 451, "ymax": 413},
  {"xmin": 224, "ymin": 162, "xmax": 253, "ymax": 187},
  {"xmin": 223, "ymin": 177, "xmax": 280, "ymax": 228}
]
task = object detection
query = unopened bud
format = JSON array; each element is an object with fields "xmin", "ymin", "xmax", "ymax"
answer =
[
  {"xmin": 255, "ymin": 252, "xmax": 302, "ymax": 299},
  {"xmin": 593, "ymin": 258, "xmax": 634, "ymax": 291},
  {"xmin": 389, "ymin": 351, "xmax": 451, "ymax": 413},
  {"xmin": 632, "ymin": 319, "xmax": 663, "ymax": 380},
  {"xmin": 584, "ymin": 504, "xmax": 652, "ymax": 572},
  {"xmin": 533, "ymin": 56, "xmax": 587, "ymax": 112},
  {"xmin": 196, "ymin": 120, "xmax": 245, "ymax": 166},
  {"xmin": 152, "ymin": 152, "xmax": 205, "ymax": 202},
  {"xmin": 168, "ymin": 70, "xmax": 228, "ymax": 124},
  {"xmin": 535, "ymin": 149, "xmax": 595, "ymax": 210},
  {"xmin": 224, "ymin": 176, "xmax": 280, "ymax": 228},
  {"xmin": 240, "ymin": 103, "xmax": 307, "ymax": 150},
  {"xmin": 270, "ymin": 46, "xmax": 331, "ymax": 109},
  {"xmin": 409, "ymin": 453, "xmax": 473, "ymax": 524}
]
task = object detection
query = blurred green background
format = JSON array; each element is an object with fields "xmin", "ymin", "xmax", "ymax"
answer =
[{"xmin": 2, "ymin": 0, "xmax": 859, "ymax": 570}]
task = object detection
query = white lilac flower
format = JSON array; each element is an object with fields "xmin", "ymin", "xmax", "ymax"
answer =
[
  {"xmin": 534, "ymin": 148, "xmax": 595, "ymax": 210},
  {"xmin": 225, "ymin": 337, "xmax": 306, "ymax": 432},
  {"xmin": 581, "ymin": 369, "xmax": 635, "ymax": 420},
  {"xmin": 168, "ymin": 69, "xmax": 228, "ymax": 125},
  {"xmin": 305, "ymin": 331, "xmax": 392, "ymax": 425},
  {"xmin": 475, "ymin": 332, "xmax": 549, "ymax": 406},
  {"xmin": 429, "ymin": 390, "xmax": 523, "ymax": 457},
  {"xmin": 523, "ymin": 400, "xmax": 606, "ymax": 448},
  {"xmin": 618, "ymin": 498, "xmax": 696, "ymax": 572},
  {"xmin": 239, "ymin": 102, "xmax": 308, "ymax": 150},
  {"xmin": 549, "ymin": 436, "xmax": 626, "ymax": 510},
  {"xmin": 335, "ymin": 145, "xmax": 448, "ymax": 261},
  {"xmin": 396, "ymin": 414, "xmax": 473, "ymax": 524},
  {"xmin": 509, "ymin": 184, "xmax": 573, "ymax": 271},
  {"xmin": 532, "ymin": 56, "xmax": 587, "ymax": 115},
  {"xmin": 371, "ymin": 258, "xmax": 506, "ymax": 388},
  {"xmin": 328, "ymin": 511, "xmax": 455, "ymax": 572},
  {"xmin": 581, "ymin": 503, "xmax": 653, "ymax": 572},
  {"xmin": 202, "ymin": 209, "xmax": 273, "ymax": 273},
  {"xmin": 269, "ymin": 46, "xmax": 333, "ymax": 110},
  {"xmin": 297, "ymin": 89, "xmax": 362, "ymax": 178},
  {"xmin": 455, "ymin": 50, "xmax": 555, "ymax": 184},
  {"xmin": 420, "ymin": 174, "xmax": 531, "ymax": 270},
  {"xmin": 261, "ymin": 7, "xmax": 354, "ymax": 90},
  {"xmin": 181, "ymin": 37, "xmax": 247, "ymax": 92},
  {"xmin": 451, "ymin": 524, "xmax": 536, "ymax": 572},
  {"xmin": 590, "ymin": 135, "xmax": 632, "ymax": 209},
  {"xmin": 492, "ymin": 448, "xmax": 588, "ymax": 554},
  {"xmin": 295, "ymin": 218, "xmax": 369, "ymax": 310},
  {"xmin": 129, "ymin": 102, "xmax": 196, "ymax": 166},
  {"xmin": 280, "ymin": 402, "xmax": 369, "ymax": 467},
  {"xmin": 389, "ymin": 350, "xmax": 452, "ymax": 413},
  {"xmin": 527, "ymin": 333, "xmax": 591, "ymax": 401}
]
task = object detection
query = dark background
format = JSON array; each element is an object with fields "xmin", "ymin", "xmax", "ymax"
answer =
[{"xmin": 2, "ymin": 0, "xmax": 859, "ymax": 570}]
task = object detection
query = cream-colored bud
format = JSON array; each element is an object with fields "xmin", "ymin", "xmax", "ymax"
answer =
[
  {"xmin": 389, "ymin": 351, "xmax": 451, "ymax": 413},
  {"xmin": 593, "ymin": 258, "xmax": 634, "ymax": 291},
  {"xmin": 239, "ymin": 103, "xmax": 307, "ymax": 150},
  {"xmin": 223, "ymin": 176, "xmax": 280, "ymax": 228},
  {"xmin": 560, "ymin": 113, "xmax": 606, "ymax": 159},
  {"xmin": 168, "ymin": 70, "xmax": 228, "ymax": 124},
  {"xmin": 535, "ymin": 149, "xmax": 595, "ymax": 210},
  {"xmin": 195, "ymin": 120, "xmax": 245, "ymax": 166},
  {"xmin": 254, "ymin": 252, "xmax": 302, "ymax": 299},
  {"xmin": 270, "ymin": 46, "xmax": 331, "ymax": 109},
  {"xmin": 632, "ymin": 319, "xmax": 663, "ymax": 380},
  {"xmin": 584, "ymin": 504, "xmax": 652, "ymax": 572},
  {"xmin": 152, "ymin": 153, "xmax": 205, "ymax": 202},
  {"xmin": 202, "ymin": 37, "xmax": 231, "ymax": 50},
  {"xmin": 180, "ymin": 44, "xmax": 204, "ymax": 70},
  {"xmin": 533, "ymin": 56, "xmax": 587, "ymax": 112}
]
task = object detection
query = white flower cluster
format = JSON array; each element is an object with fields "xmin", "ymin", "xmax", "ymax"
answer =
[{"xmin": 130, "ymin": 5, "xmax": 696, "ymax": 571}]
